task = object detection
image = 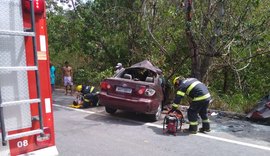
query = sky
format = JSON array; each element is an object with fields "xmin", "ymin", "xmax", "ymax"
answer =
[{"xmin": 56, "ymin": 0, "xmax": 90, "ymax": 10}]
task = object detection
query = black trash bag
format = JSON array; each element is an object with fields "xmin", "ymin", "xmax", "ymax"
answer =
[{"xmin": 246, "ymin": 93, "xmax": 270, "ymax": 123}]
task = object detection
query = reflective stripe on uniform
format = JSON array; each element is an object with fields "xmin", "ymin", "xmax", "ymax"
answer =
[
  {"xmin": 186, "ymin": 81, "xmax": 201, "ymax": 95},
  {"xmin": 202, "ymin": 119, "xmax": 210, "ymax": 123},
  {"xmin": 172, "ymin": 103, "xmax": 180, "ymax": 109},
  {"xmin": 189, "ymin": 121, "xmax": 199, "ymax": 125},
  {"xmin": 90, "ymin": 86, "xmax": 95, "ymax": 93},
  {"xmin": 193, "ymin": 93, "xmax": 210, "ymax": 101},
  {"xmin": 177, "ymin": 90, "xmax": 185, "ymax": 96},
  {"xmin": 84, "ymin": 99, "xmax": 90, "ymax": 102}
]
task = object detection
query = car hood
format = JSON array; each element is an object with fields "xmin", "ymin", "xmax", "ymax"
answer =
[{"xmin": 127, "ymin": 60, "xmax": 160, "ymax": 73}]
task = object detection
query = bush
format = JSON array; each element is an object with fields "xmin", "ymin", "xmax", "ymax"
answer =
[
  {"xmin": 220, "ymin": 92, "xmax": 260, "ymax": 113},
  {"xmin": 73, "ymin": 67, "xmax": 114, "ymax": 88}
]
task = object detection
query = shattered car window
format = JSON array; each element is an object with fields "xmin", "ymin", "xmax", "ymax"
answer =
[{"xmin": 118, "ymin": 68, "xmax": 157, "ymax": 82}]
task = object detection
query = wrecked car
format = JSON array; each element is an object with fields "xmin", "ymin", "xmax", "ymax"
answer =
[
  {"xmin": 99, "ymin": 60, "xmax": 169, "ymax": 121},
  {"xmin": 246, "ymin": 93, "xmax": 270, "ymax": 124}
]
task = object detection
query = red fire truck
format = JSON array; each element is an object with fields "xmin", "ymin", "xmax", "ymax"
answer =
[{"xmin": 0, "ymin": 0, "xmax": 58, "ymax": 155}]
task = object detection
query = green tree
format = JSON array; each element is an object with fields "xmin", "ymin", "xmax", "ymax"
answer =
[{"xmin": 46, "ymin": 0, "xmax": 270, "ymax": 112}]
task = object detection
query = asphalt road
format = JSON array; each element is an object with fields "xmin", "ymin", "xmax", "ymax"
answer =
[{"xmin": 53, "ymin": 89, "xmax": 270, "ymax": 156}]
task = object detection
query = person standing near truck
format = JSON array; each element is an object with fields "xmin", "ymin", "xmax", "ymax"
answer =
[
  {"xmin": 62, "ymin": 61, "xmax": 73, "ymax": 95},
  {"xmin": 50, "ymin": 63, "xmax": 56, "ymax": 93}
]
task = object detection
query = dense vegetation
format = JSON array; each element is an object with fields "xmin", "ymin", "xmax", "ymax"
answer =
[{"xmin": 46, "ymin": 0, "xmax": 270, "ymax": 113}]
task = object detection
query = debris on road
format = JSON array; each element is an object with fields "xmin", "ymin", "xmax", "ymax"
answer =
[{"xmin": 211, "ymin": 112, "xmax": 219, "ymax": 116}]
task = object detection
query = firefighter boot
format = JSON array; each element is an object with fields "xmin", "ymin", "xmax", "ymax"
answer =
[
  {"xmin": 183, "ymin": 125, "xmax": 197, "ymax": 134},
  {"xmin": 199, "ymin": 122, "xmax": 211, "ymax": 133}
]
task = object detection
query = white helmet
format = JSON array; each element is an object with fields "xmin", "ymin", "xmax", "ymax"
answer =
[{"xmin": 115, "ymin": 63, "xmax": 122, "ymax": 69}]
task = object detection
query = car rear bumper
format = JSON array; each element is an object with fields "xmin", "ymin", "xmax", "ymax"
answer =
[{"xmin": 99, "ymin": 92, "xmax": 159, "ymax": 113}]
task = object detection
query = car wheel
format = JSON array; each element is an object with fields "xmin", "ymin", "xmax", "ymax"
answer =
[
  {"xmin": 150, "ymin": 103, "xmax": 162, "ymax": 121},
  {"xmin": 105, "ymin": 106, "xmax": 117, "ymax": 114}
]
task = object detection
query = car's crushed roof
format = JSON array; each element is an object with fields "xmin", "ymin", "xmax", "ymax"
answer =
[{"xmin": 127, "ymin": 60, "xmax": 161, "ymax": 73}]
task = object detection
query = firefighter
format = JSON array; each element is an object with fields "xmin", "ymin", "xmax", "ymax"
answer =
[
  {"xmin": 75, "ymin": 84, "xmax": 99, "ymax": 108},
  {"xmin": 172, "ymin": 76, "xmax": 211, "ymax": 134}
]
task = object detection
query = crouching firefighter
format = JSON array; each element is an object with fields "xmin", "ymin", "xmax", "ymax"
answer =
[
  {"xmin": 75, "ymin": 85, "xmax": 99, "ymax": 108},
  {"xmin": 172, "ymin": 76, "xmax": 211, "ymax": 134}
]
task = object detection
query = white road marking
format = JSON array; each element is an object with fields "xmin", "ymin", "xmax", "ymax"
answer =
[
  {"xmin": 54, "ymin": 104, "xmax": 96, "ymax": 114},
  {"xmin": 195, "ymin": 133, "xmax": 270, "ymax": 151},
  {"xmin": 53, "ymin": 104, "xmax": 270, "ymax": 151}
]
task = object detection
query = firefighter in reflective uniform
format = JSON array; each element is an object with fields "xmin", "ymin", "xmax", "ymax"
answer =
[
  {"xmin": 172, "ymin": 76, "xmax": 211, "ymax": 134},
  {"xmin": 75, "ymin": 85, "xmax": 99, "ymax": 108}
]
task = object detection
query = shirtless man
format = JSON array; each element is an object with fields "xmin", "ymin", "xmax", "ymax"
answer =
[{"xmin": 62, "ymin": 61, "xmax": 73, "ymax": 95}]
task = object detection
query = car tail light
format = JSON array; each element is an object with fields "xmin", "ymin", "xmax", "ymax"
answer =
[
  {"xmin": 100, "ymin": 81, "xmax": 111, "ymax": 90},
  {"xmin": 137, "ymin": 86, "xmax": 146, "ymax": 95},
  {"xmin": 137, "ymin": 86, "xmax": 156, "ymax": 96}
]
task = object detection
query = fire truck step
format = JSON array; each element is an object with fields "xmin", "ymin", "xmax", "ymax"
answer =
[
  {"xmin": 0, "ymin": 30, "xmax": 35, "ymax": 36},
  {"xmin": 0, "ymin": 66, "xmax": 38, "ymax": 71},
  {"xmin": 5, "ymin": 129, "xmax": 43, "ymax": 141},
  {"xmin": 1, "ymin": 99, "xmax": 41, "ymax": 107}
]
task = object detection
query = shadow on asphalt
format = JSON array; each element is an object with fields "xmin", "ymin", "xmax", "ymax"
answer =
[
  {"xmin": 147, "ymin": 125, "xmax": 190, "ymax": 137},
  {"xmin": 81, "ymin": 109, "xmax": 165, "ymax": 125},
  {"xmin": 108, "ymin": 111, "xmax": 161, "ymax": 123},
  {"xmin": 83, "ymin": 113, "xmax": 144, "ymax": 126}
]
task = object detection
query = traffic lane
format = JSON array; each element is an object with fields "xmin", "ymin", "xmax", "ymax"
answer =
[
  {"xmin": 53, "ymin": 90, "xmax": 270, "ymax": 146},
  {"xmin": 53, "ymin": 105, "xmax": 270, "ymax": 156},
  {"xmin": 53, "ymin": 103, "xmax": 270, "ymax": 147},
  {"xmin": 52, "ymin": 91, "xmax": 270, "ymax": 147},
  {"xmin": 83, "ymin": 105, "xmax": 270, "ymax": 149}
]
